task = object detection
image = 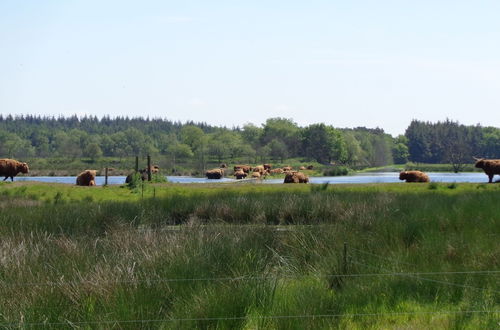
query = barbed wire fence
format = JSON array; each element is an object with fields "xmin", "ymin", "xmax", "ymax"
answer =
[{"xmin": 0, "ymin": 243, "xmax": 498, "ymax": 327}]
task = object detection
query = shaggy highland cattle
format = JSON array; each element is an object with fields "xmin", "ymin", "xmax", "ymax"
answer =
[
  {"xmin": 282, "ymin": 166, "xmax": 293, "ymax": 172},
  {"xmin": 234, "ymin": 165, "xmax": 252, "ymax": 173},
  {"xmin": 234, "ymin": 169, "xmax": 247, "ymax": 179},
  {"xmin": 474, "ymin": 158, "xmax": 500, "ymax": 183},
  {"xmin": 220, "ymin": 163, "xmax": 228, "ymax": 169},
  {"xmin": 76, "ymin": 170, "xmax": 97, "ymax": 186},
  {"xmin": 306, "ymin": 165, "xmax": 314, "ymax": 170},
  {"xmin": 263, "ymin": 164, "xmax": 272, "ymax": 172},
  {"xmin": 253, "ymin": 165, "xmax": 265, "ymax": 175},
  {"xmin": 270, "ymin": 168, "xmax": 284, "ymax": 174},
  {"xmin": 206, "ymin": 168, "xmax": 224, "ymax": 179},
  {"xmin": 299, "ymin": 166, "xmax": 306, "ymax": 170},
  {"xmin": 0, "ymin": 158, "xmax": 29, "ymax": 181},
  {"xmin": 251, "ymin": 171, "xmax": 261, "ymax": 179},
  {"xmin": 284, "ymin": 171, "xmax": 309, "ymax": 183},
  {"xmin": 399, "ymin": 171, "xmax": 430, "ymax": 183}
]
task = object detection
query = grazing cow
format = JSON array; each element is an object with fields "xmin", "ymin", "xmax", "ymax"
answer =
[
  {"xmin": 263, "ymin": 164, "xmax": 272, "ymax": 172},
  {"xmin": 76, "ymin": 170, "xmax": 97, "ymax": 186},
  {"xmin": 474, "ymin": 158, "xmax": 500, "ymax": 183},
  {"xmin": 0, "ymin": 158, "xmax": 29, "ymax": 181},
  {"xmin": 234, "ymin": 165, "xmax": 252, "ymax": 173},
  {"xmin": 284, "ymin": 171, "xmax": 309, "ymax": 184},
  {"xmin": 299, "ymin": 166, "xmax": 306, "ymax": 170},
  {"xmin": 220, "ymin": 163, "xmax": 228, "ymax": 169},
  {"xmin": 399, "ymin": 171, "xmax": 430, "ymax": 183},
  {"xmin": 234, "ymin": 169, "xmax": 247, "ymax": 179},
  {"xmin": 206, "ymin": 168, "xmax": 224, "ymax": 179},
  {"xmin": 306, "ymin": 165, "xmax": 314, "ymax": 170}
]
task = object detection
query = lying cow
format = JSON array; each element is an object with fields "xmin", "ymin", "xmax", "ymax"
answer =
[
  {"xmin": 474, "ymin": 158, "xmax": 500, "ymax": 183},
  {"xmin": 0, "ymin": 158, "xmax": 29, "ymax": 181},
  {"xmin": 284, "ymin": 171, "xmax": 309, "ymax": 183},
  {"xmin": 76, "ymin": 170, "xmax": 97, "ymax": 186},
  {"xmin": 399, "ymin": 171, "xmax": 430, "ymax": 183}
]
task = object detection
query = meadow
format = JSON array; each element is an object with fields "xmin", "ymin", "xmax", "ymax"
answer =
[{"xmin": 0, "ymin": 181, "xmax": 498, "ymax": 329}]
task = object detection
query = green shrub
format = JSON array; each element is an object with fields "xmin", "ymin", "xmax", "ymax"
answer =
[
  {"xmin": 323, "ymin": 166, "xmax": 350, "ymax": 176},
  {"xmin": 428, "ymin": 182, "xmax": 439, "ymax": 190}
]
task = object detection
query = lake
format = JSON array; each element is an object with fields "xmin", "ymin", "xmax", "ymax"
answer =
[{"xmin": 12, "ymin": 172, "xmax": 490, "ymax": 185}]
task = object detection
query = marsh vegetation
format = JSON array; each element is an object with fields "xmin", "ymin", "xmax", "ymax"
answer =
[{"xmin": 0, "ymin": 182, "xmax": 498, "ymax": 328}]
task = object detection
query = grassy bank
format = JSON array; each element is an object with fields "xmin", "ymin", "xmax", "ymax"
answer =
[
  {"xmin": 360, "ymin": 163, "xmax": 481, "ymax": 173},
  {"xmin": 0, "ymin": 183, "xmax": 498, "ymax": 328}
]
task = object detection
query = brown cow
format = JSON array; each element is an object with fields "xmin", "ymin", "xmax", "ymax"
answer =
[
  {"xmin": 206, "ymin": 168, "xmax": 224, "ymax": 179},
  {"xmin": 399, "ymin": 171, "xmax": 430, "ymax": 183},
  {"xmin": 234, "ymin": 169, "xmax": 247, "ymax": 179},
  {"xmin": 306, "ymin": 165, "xmax": 314, "ymax": 170},
  {"xmin": 263, "ymin": 164, "xmax": 272, "ymax": 172},
  {"xmin": 76, "ymin": 170, "xmax": 97, "ymax": 186},
  {"xmin": 251, "ymin": 171, "xmax": 261, "ymax": 179},
  {"xmin": 299, "ymin": 166, "xmax": 306, "ymax": 170},
  {"xmin": 150, "ymin": 165, "xmax": 160, "ymax": 174},
  {"xmin": 234, "ymin": 165, "xmax": 252, "ymax": 173},
  {"xmin": 284, "ymin": 171, "xmax": 309, "ymax": 183},
  {"xmin": 282, "ymin": 166, "xmax": 293, "ymax": 172},
  {"xmin": 270, "ymin": 168, "xmax": 284, "ymax": 174},
  {"xmin": 0, "ymin": 159, "xmax": 29, "ymax": 182},
  {"xmin": 474, "ymin": 158, "xmax": 500, "ymax": 183},
  {"xmin": 253, "ymin": 165, "xmax": 265, "ymax": 175}
]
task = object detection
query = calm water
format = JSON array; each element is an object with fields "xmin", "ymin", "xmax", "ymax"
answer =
[{"xmin": 12, "ymin": 172, "xmax": 490, "ymax": 186}]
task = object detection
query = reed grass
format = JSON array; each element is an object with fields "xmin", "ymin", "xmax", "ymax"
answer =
[{"xmin": 0, "ymin": 182, "xmax": 498, "ymax": 328}]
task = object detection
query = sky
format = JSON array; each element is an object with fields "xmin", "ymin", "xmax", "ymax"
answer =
[{"xmin": 1, "ymin": 0, "xmax": 500, "ymax": 136}]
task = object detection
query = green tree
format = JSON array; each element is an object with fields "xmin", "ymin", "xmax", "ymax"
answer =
[
  {"xmin": 168, "ymin": 143, "xmax": 194, "ymax": 174},
  {"xmin": 341, "ymin": 131, "xmax": 364, "ymax": 166},
  {"xmin": 302, "ymin": 124, "xmax": 346, "ymax": 164},
  {"xmin": 261, "ymin": 118, "xmax": 300, "ymax": 157},
  {"xmin": 241, "ymin": 123, "xmax": 262, "ymax": 150},
  {"xmin": 267, "ymin": 139, "xmax": 288, "ymax": 162},
  {"xmin": 84, "ymin": 143, "xmax": 103, "ymax": 162},
  {"xmin": 181, "ymin": 126, "xmax": 207, "ymax": 171},
  {"xmin": 392, "ymin": 135, "xmax": 409, "ymax": 164}
]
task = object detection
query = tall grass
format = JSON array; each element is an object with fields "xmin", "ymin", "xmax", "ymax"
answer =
[{"xmin": 0, "ymin": 183, "xmax": 498, "ymax": 328}]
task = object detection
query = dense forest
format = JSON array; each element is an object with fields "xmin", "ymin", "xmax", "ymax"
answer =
[{"xmin": 0, "ymin": 115, "xmax": 498, "ymax": 171}]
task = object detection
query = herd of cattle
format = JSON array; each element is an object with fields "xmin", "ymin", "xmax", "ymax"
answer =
[
  {"xmin": 0, "ymin": 157, "xmax": 499, "ymax": 185},
  {"xmin": 206, "ymin": 163, "xmax": 313, "ymax": 183}
]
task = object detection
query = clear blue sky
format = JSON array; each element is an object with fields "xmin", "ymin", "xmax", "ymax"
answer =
[{"xmin": 1, "ymin": 0, "xmax": 499, "ymax": 135}]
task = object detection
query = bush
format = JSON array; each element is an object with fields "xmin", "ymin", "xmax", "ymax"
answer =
[{"xmin": 323, "ymin": 166, "xmax": 350, "ymax": 176}]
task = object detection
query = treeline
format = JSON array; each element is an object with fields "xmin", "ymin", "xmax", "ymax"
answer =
[
  {"xmin": 406, "ymin": 120, "xmax": 500, "ymax": 171},
  {"xmin": 0, "ymin": 115, "xmax": 498, "ymax": 170}
]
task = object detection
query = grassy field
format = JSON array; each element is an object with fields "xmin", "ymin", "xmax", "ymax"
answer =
[{"xmin": 0, "ymin": 182, "xmax": 498, "ymax": 329}]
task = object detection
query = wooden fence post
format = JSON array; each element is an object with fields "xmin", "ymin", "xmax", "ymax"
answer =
[
  {"xmin": 343, "ymin": 242, "xmax": 348, "ymax": 275},
  {"xmin": 147, "ymin": 155, "xmax": 152, "ymax": 181},
  {"xmin": 104, "ymin": 167, "xmax": 108, "ymax": 186},
  {"xmin": 135, "ymin": 156, "xmax": 139, "ymax": 173}
]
